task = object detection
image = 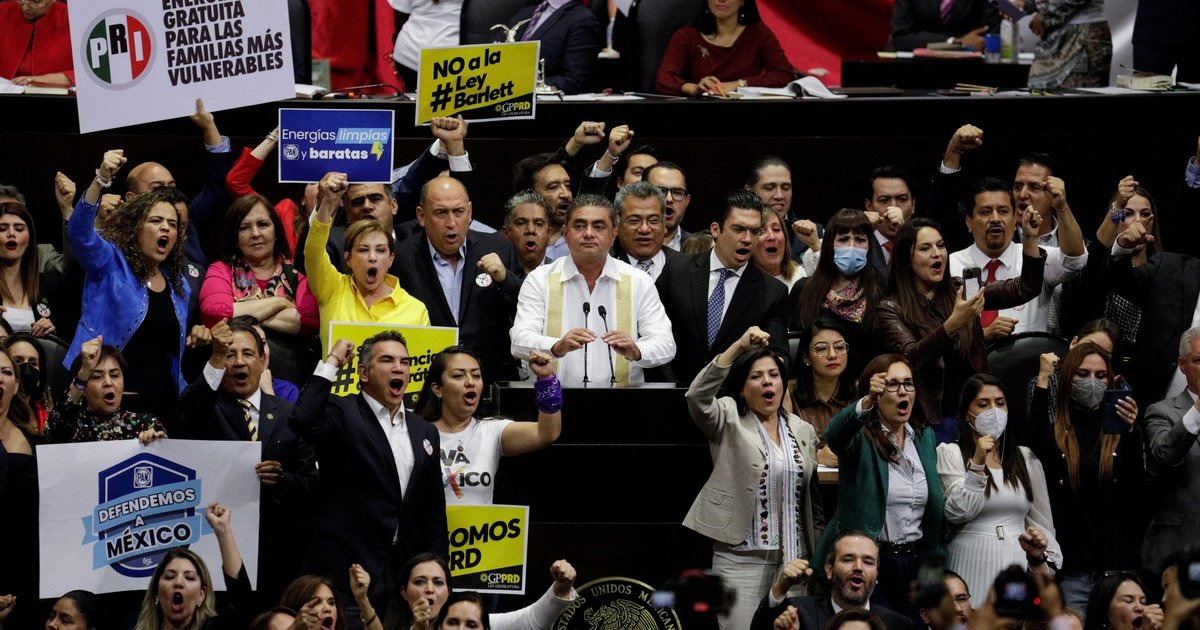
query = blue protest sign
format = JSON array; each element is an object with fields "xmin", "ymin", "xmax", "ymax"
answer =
[{"xmin": 278, "ymin": 108, "xmax": 395, "ymax": 183}]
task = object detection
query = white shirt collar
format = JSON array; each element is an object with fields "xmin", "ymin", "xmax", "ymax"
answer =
[
  {"xmin": 558, "ymin": 254, "xmax": 621, "ymax": 283},
  {"xmin": 362, "ymin": 392, "xmax": 406, "ymax": 425},
  {"xmin": 708, "ymin": 250, "xmax": 747, "ymax": 276},
  {"xmin": 965, "ymin": 240, "xmax": 1019, "ymax": 269},
  {"xmin": 242, "ymin": 388, "xmax": 263, "ymax": 412}
]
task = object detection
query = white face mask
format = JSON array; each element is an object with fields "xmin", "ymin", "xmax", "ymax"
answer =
[{"xmin": 971, "ymin": 407, "xmax": 1008, "ymax": 438}]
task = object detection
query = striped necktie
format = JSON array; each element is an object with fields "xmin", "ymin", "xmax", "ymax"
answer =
[{"xmin": 239, "ymin": 398, "xmax": 258, "ymax": 441}]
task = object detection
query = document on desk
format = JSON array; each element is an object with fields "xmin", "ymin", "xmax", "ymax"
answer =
[{"xmin": 555, "ymin": 93, "xmax": 646, "ymax": 101}]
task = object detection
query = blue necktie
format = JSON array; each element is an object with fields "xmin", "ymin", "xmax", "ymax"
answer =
[{"xmin": 707, "ymin": 268, "xmax": 734, "ymax": 348}]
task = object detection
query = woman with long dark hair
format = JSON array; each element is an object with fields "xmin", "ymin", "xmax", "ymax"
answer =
[
  {"xmin": 816, "ymin": 354, "xmax": 942, "ymax": 623},
  {"xmin": 937, "ymin": 374, "xmax": 1059, "ymax": 606},
  {"xmin": 0, "ymin": 202, "xmax": 57, "ymax": 337},
  {"xmin": 655, "ymin": 0, "xmax": 793, "ymax": 96},
  {"xmin": 685, "ymin": 325, "xmax": 823, "ymax": 630},
  {"xmin": 1028, "ymin": 342, "xmax": 1143, "ymax": 615},
  {"xmin": 1082, "ymin": 572, "xmax": 1163, "ymax": 630},
  {"xmin": 790, "ymin": 209, "xmax": 884, "ymax": 381},
  {"xmin": 875, "ymin": 215, "xmax": 1044, "ymax": 443},
  {"xmin": 412, "ymin": 345, "xmax": 561, "ymax": 506}
]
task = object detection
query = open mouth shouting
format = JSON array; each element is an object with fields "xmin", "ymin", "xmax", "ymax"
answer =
[
  {"xmin": 366, "ymin": 266, "xmax": 380, "ymax": 284},
  {"xmin": 523, "ymin": 238, "xmax": 539, "ymax": 254},
  {"xmin": 320, "ymin": 615, "xmax": 335, "ymax": 629},
  {"xmin": 169, "ymin": 592, "xmax": 185, "ymax": 614},
  {"xmin": 3, "ymin": 239, "xmax": 17, "ymax": 252},
  {"xmin": 230, "ymin": 369, "xmax": 250, "ymax": 388},
  {"xmin": 895, "ymin": 399, "xmax": 912, "ymax": 419},
  {"xmin": 156, "ymin": 236, "xmax": 171, "ymax": 256},
  {"xmin": 846, "ymin": 572, "xmax": 867, "ymax": 592},
  {"xmin": 389, "ymin": 378, "xmax": 405, "ymax": 398},
  {"xmin": 103, "ymin": 391, "xmax": 118, "ymax": 404},
  {"xmin": 463, "ymin": 389, "xmax": 479, "ymax": 409}
]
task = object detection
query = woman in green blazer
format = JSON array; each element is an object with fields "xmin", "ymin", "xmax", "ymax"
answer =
[
  {"xmin": 813, "ymin": 353, "xmax": 944, "ymax": 624},
  {"xmin": 684, "ymin": 326, "xmax": 825, "ymax": 630}
]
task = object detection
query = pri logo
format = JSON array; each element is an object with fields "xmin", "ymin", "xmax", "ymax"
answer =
[
  {"xmin": 83, "ymin": 11, "xmax": 154, "ymax": 89},
  {"xmin": 82, "ymin": 453, "xmax": 206, "ymax": 578}
]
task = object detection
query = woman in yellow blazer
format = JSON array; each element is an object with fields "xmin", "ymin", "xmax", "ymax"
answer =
[{"xmin": 684, "ymin": 325, "xmax": 825, "ymax": 630}]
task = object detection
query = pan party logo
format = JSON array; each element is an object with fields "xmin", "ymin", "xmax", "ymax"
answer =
[{"xmin": 554, "ymin": 577, "xmax": 680, "ymax": 630}]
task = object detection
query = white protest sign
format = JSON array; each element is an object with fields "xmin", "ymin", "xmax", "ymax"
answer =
[
  {"xmin": 69, "ymin": 0, "xmax": 295, "ymax": 133},
  {"xmin": 38, "ymin": 439, "xmax": 262, "ymax": 597}
]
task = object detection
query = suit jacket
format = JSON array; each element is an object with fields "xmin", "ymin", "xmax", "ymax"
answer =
[
  {"xmin": 177, "ymin": 376, "xmax": 318, "ymax": 601},
  {"xmin": 288, "ymin": 373, "xmax": 448, "ymax": 602},
  {"xmin": 1105, "ymin": 252, "xmax": 1200, "ymax": 404},
  {"xmin": 751, "ymin": 596, "xmax": 913, "ymax": 630},
  {"xmin": 683, "ymin": 359, "xmax": 824, "ymax": 551},
  {"xmin": 395, "ymin": 231, "xmax": 523, "ymax": 381},
  {"xmin": 813, "ymin": 403, "xmax": 945, "ymax": 570},
  {"xmin": 656, "ymin": 252, "xmax": 789, "ymax": 386},
  {"xmin": 1142, "ymin": 390, "xmax": 1200, "ymax": 573},
  {"xmin": 510, "ymin": 0, "xmax": 603, "ymax": 94},
  {"xmin": 889, "ymin": 0, "xmax": 1000, "ymax": 51}
]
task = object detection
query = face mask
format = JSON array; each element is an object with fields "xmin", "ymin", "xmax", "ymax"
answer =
[
  {"xmin": 971, "ymin": 407, "xmax": 1008, "ymax": 437},
  {"xmin": 1070, "ymin": 378, "xmax": 1106, "ymax": 408},
  {"xmin": 17, "ymin": 362, "xmax": 42, "ymax": 394},
  {"xmin": 833, "ymin": 246, "xmax": 868, "ymax": 276}
]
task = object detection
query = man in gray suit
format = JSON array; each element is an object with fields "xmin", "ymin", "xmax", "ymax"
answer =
[{"xmin": 1143, "ymin": 327, "xmax": 1200, "ymax": 574}]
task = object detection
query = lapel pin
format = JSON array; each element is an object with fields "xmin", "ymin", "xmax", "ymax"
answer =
[
  {"xmin": 475, "ymin": 272, "xmax": 493, "ymax": 288},
  {"xmin": 423, "ymin": 438, "xmax": 434, "ymax": 456}
]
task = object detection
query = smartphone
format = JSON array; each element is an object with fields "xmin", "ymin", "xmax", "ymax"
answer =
[
  {"xmin": 1102, "ymin": 377, "xmax": 1133, "ymax": 435},
  {"xmin": 1178, "ymin": 554, "xmax": 1200, "ymax": 599},
  {"xmin": 962, "ymin": 267, "xmax": 983, "ymax": 290},
  {"xmin": 993, "ymin": 565, "xmax": 1042, "ymax": 621}
]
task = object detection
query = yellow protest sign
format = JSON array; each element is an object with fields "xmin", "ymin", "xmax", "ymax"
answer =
[
  {"xmin": 446, "ymin": 504, "xmax": 530, "ymax": 594},
  {"xmin": 416, "ymin": 42, "xmax": 539, "ymax": 125},
  {"xmin": 324, "ymin": 321, "xmax": 458, "ymax": 402}
]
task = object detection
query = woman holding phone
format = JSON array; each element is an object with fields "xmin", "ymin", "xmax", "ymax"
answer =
[{"xmin": 1027, "ymin": 341, "xmax": 1143, "ymax": 615}]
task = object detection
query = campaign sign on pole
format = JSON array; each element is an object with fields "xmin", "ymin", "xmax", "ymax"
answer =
[
  {"xmin": 446, "ymin": 505, "xmax": 529, "ymax": 594},
  {"xmin": 416, "ymin": 42, "xmax": 539, "ymax": 125},
  {"xmin": 69, "ymin": 0, "xmax": 295, "ymax": 133},
  {"xmin": 278, "ymin": 109, "xmax": 395, "ymax": 184},
  {"xmin": 37, "ymin": 439, "xmax": 261, "ymax": 597},
  {"xmin": 325, "ymin": 321, "xmax": 458, "ymax": 404}
]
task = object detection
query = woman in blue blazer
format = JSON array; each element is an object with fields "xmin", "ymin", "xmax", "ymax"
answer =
[
  {"xmin": 684, "ymin": 325, "xmax": 824, "ymax": 630},
  {"xmin": 66, "ymin": 150, "xmax": 190, "ymax": 424},
  {"xmin": 813, "ymin": 353, "xmax": 944, "ymax": 624}
]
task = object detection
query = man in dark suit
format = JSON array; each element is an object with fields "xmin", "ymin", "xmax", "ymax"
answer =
[
  {"xmin": 1143, "ymin": 327, "xmax": 1200, "ymax": 575},
  {"xmin": 502, "ymin": 190, "xmax": 553, "ymax": 277},
  {"xmin": 289, "ymin": 331, "xmax": 448, "ymax": 615},
  {"xmin": 644, "ymin": 162, "xmax": 692, "ymax": 251},
  {"xmin": 655, "ymin": 191, "xmax": 788, "ymax": 385},
  {"xmin": 864, "ymin": 166, "xmax": 917, "ymax": 277},
  {"xmin": 396, "ymin": 176, "xmax": 524, "ymax": 382},
  {"xmin": 177, "ymin": 319, "xmax": 317, "ymax": 605},
  {"xmin": 888, "ymin": 0, "xmax": 999, "ymax": 52},
  {"xmin": 751, "ymin": 531, "xmax": 913, "ymax": 630},
  {"xmin": 611, "ymin": 180, "xmax": 678, "ymax": 281},
  {"xmin": 508, "ymin": 0, "xmax": 602, "ymax": 94}
]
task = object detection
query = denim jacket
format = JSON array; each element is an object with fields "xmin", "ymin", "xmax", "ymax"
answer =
[{"xmin": 64, "ymin": 198, "xmax": 190, "ymax": 391}]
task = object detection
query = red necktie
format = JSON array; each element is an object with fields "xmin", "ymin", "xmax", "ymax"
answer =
[{"xmin": 979, "ymin": 259, "xmax": 1002, "ymax": 328}]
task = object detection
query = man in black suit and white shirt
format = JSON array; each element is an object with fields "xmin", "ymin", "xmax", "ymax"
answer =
[
  {"xmin": 751, "ymin": 531, "xmax": 913, "ymax": 630},
  {"xmin": 396, "ymin": 176, "xmax": 523, "ymax": 382},
  {"xmin": 655, "ymin": 191, "xmax": 788, "ymax": 385},
  {"xmin": 177, "ymin": 319, "xmax": 317, "ymax": 605},
  {"xmin": 289, "ymin": 331, "xmax": 448, "ymax": 616},
  {"xmin": 610, "ymin": 181, "xmax": 678, "ymax": 281}
]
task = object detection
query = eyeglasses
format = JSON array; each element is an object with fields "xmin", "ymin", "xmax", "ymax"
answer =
[
  {"xmin": 810, "ymin": 341, "xmax": 849, "ymax": 356},
  {"xmin": 727, "ymin": 224, "xmax": 766, "ymax": 237},
  {"xmin": 655, "ymin": 185, "xmax": 689, "ymax": 199},
  {"xmin": 884, "ymin": 379, "xmax": 916, "ymax": 392},
  {"xmin": 953, "ymin": 594, "xmax": 972, "ymax": 604},
  {"xmin": 622, "ymin": 216, "xmax": 663, "ymax": 228}
]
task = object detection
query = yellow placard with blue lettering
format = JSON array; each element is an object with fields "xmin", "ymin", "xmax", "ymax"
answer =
[
  {"xmin": 324, "ymin": 321, "xmax": 458, "ymax": 402},
  {"xmin": 446, "ymin": 504, "xmax": 529, "ymax": 594},
  {"xmin": 416, "ymin": 42, "xmax": 539, "ymax": 125}
]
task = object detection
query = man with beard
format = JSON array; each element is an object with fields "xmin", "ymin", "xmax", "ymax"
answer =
[
  {"xmin": 644, "ymin": 161, "xmax": 692, "ymax": 251},
  {"xmin": 513, "ymin": 153, "xmax": 575, "ymax": 261},
  {"xmin": 948, "ymin": 177, "xmax": 1085, "ymax": 341},
  {"xmin": 751, "ymin": 531, "xmax": 914, "ymax": 630}
]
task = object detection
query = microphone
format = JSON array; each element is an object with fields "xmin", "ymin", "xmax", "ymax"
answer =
[
  {"xmin": 597, "ymin": 306, "xmax": 617, "ymax": 385},
  {"xmin": 581, "ymin": 302, "xmax": 591, "ymax": 386}
]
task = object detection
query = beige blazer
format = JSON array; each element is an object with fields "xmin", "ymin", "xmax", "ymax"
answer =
[{"xmin": 683, "ymin": 358, "xmax": 825, "ymax": 551}]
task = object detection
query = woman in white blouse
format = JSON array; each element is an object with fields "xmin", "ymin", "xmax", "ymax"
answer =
[{"xmin": 937, "ymin": 374, "xmax": 1061, "ymax": 606}]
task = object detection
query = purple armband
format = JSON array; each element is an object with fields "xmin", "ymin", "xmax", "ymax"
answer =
[{"xmin": 534, "ymin": 374, "xmax": 563, "ymax": 413}]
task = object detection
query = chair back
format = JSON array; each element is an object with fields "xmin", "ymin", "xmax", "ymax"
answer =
[{"xmin": 461, "ymin": 0, "xmax": 541, "ymax": 44}]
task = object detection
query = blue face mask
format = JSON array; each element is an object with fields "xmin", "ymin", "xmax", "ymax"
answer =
[{"xmin": 833, "ymin": 246, "xmax": 868, "ymax": 276}]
